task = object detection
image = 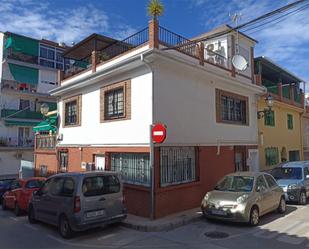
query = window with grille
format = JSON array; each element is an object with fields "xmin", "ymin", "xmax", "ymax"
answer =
[
  {"xmin": 216, "ymin": 89, "xmax": 248, "ymax": 125},
  {"xmin": 160, "ymin": 147, "xmax": 197, "ymax": 187},
  {"xmin": 111, "ymin": 153, "xmax": 150, "ymax": 186},
  {"xmin": 265, "ymin": 111, "xmax": 275, "ymax": 127},
  {"xmin": 105, "ymin": 88, "xmax": 124, "ymax": 119},
  {"xmin": 265, "ymin": 147, "xmax": 279, "ymax": 166},
  {"xmin": 287, "ymin": 114, "xmax": 293, "ymax": 130},
  {"xmin": 65, "ymin": 100, "xmax": 77, "ymax": 125}
]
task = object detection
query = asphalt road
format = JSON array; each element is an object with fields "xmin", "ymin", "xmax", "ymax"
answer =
[{"xmin": 1, "ymin": 204, "xmax": 309, "ymax": 249}]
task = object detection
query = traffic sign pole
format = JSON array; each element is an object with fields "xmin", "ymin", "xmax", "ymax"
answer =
[{"xmin": 150, "ymin": 124, "xmax": 155, "ymax": 220}]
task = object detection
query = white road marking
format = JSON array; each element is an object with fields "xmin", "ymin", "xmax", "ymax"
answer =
[
  {"xmin": 24, "ymin": 223, "xmax": 38, "ymax": 231},
  {"xmin": 97, "ymin": 233, "xmax": 116, "ymax": 241},
  {"xmin": 254, "ymin": 220, "xmax": 300, "ymax": 239},
  {"xmin": 277, "ymin": 222, "xmax": 309, "ymax": 245},
  {"xmin": 9, "ymin": 217, "xmax": 18, "ymax": 222}
]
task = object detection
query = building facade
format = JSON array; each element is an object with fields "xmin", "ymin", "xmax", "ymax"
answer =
[
  {"xmin": 0, "ymin": 32, "xmax": 63, "ymax": 178},
  {"xmin": 35, "ymin": 21, "xmax": 264, "ymax": 218},
  {"xmin": 255, "ymin": 57, "xmax": 305, "ymax": 171}
]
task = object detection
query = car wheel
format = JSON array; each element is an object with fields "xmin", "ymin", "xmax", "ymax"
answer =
[
  {"xmin": 59, "ymin": 215, "xmax": 73, "ymax": 239},
  {"xmin": 28, "ymin": 206, "xmax": 37, "ymax": 224},
  {"xmin": 2, "ymin": 200, "xmax": 7, "ymax": 210},
  {"xmin": 249, "ymin": 206, "xmax": 259, "ymax": 226},
  {"xmin": 14, "ymin": 203, "xmax": 21, "ymax": 216},
  {"xmin": 277, "ymin": 197, "xmax": 286, "ymax": 214},
  {"xmin": 299, "ymin": 191, "xmax": 307, "ymax": 205}
]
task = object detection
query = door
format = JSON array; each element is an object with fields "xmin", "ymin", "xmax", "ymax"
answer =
[
  {"xmin": 248, "ymin": 149, "xmax": 259, "ymax": 172},
  {"xmin": 235, "ymin": 146, "xmax": 247, "ymax": 172},
  {"xmin": 255, "ymin": 175, "xmax": 272, "ymax": 215},
  {"xmin": 264, "ymin": 174, "xmax": 280, "ymax": 210},
  {"xmin": 94, "ymin": 155, "xmax": 105, "ymax": 171},
  {"xmin": 18, "ymin": 128, "xmax": 24, "ymax": 147}
]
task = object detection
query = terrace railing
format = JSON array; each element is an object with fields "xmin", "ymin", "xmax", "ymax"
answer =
[
  {"xmin": 98, "ymin": 27, "xmax": 149, "ymax": 63},
  {"xmin": 35, "ymin": 135, "xmax": 56, "ymax": 150},
  {"xmin": 158, "ymin": 26, "xmax": 198, "ymax": 58}
]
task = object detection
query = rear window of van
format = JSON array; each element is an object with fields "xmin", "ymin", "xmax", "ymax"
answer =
[{"xmin": 82, "ymin": 175, "xmax": 120, "ymax": 197}]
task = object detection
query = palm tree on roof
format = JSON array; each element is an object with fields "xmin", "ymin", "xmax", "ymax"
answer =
[{"xmin": 147, "ymin": 0, "xmax": 164, "ymax": 20}]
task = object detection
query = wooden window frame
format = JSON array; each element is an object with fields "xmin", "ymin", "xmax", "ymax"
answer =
[
  {"xmin": 100, "ymin": 80, "xmax": 131, "ymax": 122},
  {"xmin": 62, "ymin": 95, "xmax": 82, "ymax": 127},
  {"xmin": 216, "ymin": 89, "xmax": 249, "ymax": 126}
]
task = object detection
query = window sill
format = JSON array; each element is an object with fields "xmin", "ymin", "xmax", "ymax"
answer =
[
  {"xmin": 157, "ymin": 181, "xmax": 201, "ymax": 193},
  {"xmin": 101, "ymin": 116, "xmax": 130, "ymax": 123}
]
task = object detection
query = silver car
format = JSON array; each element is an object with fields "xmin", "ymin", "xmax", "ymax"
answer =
[
  {"xmin": 28, "ymin": 171, "xmax": 127, "ymax": 238},
  {"xmin": 201, "ymin": 172, "xmax": 286, "ymax": 226}
]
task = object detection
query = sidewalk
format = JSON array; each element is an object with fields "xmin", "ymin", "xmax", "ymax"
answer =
[{"xmin": 122, "ymin": 207, "xmax": 203, "ymax": 232}]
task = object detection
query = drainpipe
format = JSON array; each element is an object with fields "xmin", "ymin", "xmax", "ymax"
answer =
[{"xmin": 140, "ymin": 53, "xmax": 155, "ymax": 220}]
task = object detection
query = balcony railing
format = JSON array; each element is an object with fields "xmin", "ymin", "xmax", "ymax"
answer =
[
  {"xmin": 1, "ymin": 109, "xmax": 43, "ymax": 120},
  {"xmin": 35, "ymin": 135, "xmax": 56, "ymax": 150},
  {"xmin": 5, "ymin": 48, "xmax": 38, "ymax": 65},
  {"xmin": 0, "ymin": 137, "xmax": 34, "ymax": 147},
  {"xmin": 1, "ymin": 79, "xmax": 37, "ymax": 93}
]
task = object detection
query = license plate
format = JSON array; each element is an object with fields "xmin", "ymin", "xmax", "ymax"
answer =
[
  {"xmin": 86, "ymin": 210, "xmax": 105, "ymax": 218},
  {"xmin": 211, "ymin": 209, "xmax": 227, "ymax": 216}
]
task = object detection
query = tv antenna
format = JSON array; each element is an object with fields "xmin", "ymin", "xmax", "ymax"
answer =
[{"xmin": 230, "ymin": 12, "xmax": 248, "ymax": 71}]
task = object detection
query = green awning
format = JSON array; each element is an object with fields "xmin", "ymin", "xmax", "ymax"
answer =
[
  {"xmin": 33, "ymin": 115, "xmax": 58, "ymax": 133},
  {"xmin": 8, "ymin": 63, "xmax": 38, "ymax": 85},
  {"xmin": 46, "ymin": 102, "xmax": 57, "ymax": 111},
  {"xmin": 5, "ymin": 34, "xmax": 39, "ymax": 56},
  {"xmin": 5, "ymin": 120, "xmax": 40, "ymax": 127}
]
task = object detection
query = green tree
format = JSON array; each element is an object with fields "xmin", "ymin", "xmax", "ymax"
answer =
[{"xmin": 147, "ymin": 0, "xmax": 164, "ymax": 20}]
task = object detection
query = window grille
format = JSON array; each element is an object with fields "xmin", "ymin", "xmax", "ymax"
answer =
[
  {"xmin": 111, "ymin": 153, "xmax": 150, "ymax": 186},
  {"xmin": 160, "ymin": 147, "xmax": 196, "ymax": 187}
]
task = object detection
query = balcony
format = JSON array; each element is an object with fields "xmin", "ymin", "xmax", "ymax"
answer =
[
  {"xmin": 1, "ymin": 109, "xmax": 43, "ymax": 120},
  {"xmin": 0, "ymin": 136, "xmax": 34, "ymax": 148},
  {"xmin": 35, "ymin": 135, "xmax": 56, "ymax": 150},
  {"xmin": 1, "ymin": 79, "xmax": 37, "ymax": 94}
]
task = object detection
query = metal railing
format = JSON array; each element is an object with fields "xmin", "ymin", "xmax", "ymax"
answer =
[
  {"xmin": 1, "ymin": 109, "xmax": 42, "ymax": 120},
  {"xmin": 36, "ymin": 135, "xmax": 56, "ymax": 150},
  {"xmin": 0, "ymin": 137, "xmax": 34, "ymax": 147},
  {"xmin": 99, "ymin": 27, "xmax": 149, "ymax": 62},
  {"xmin": 159, "ymin": 26, "xmax": 198, "ymax": 58},
  {"xmin": 1, "ymin": 79, "xmax": 37, "ymax": 93}
]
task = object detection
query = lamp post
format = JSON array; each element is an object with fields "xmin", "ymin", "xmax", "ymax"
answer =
[{"xmin": 257, "ymin": 94, "xmax": 274, "ymax": 119}]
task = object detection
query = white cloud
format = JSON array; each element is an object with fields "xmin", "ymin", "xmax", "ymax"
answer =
[
  {"xmin": 191, "ymin": 0, "xmax": 309, "ymax": 83},
  {"xmin": 0, "ymin": 0, "xmax": 136, "ymax": 45}
]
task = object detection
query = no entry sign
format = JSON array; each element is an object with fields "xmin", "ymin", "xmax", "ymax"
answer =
[{"xmin": 152, "ymin": 123, "xmax": 167, "ymax": 143}]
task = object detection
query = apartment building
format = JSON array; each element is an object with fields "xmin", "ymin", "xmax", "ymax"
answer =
[
  {"xmin": 255, "ymin": 57, "xmax": 305, "ymax": 171},
  {"xmin": 34, "ymin": 20, "xmax": 264, "ymax": 218},
  {"xmin": 0, "ymin": 32, "xmax": 63, "ymax": 178}
]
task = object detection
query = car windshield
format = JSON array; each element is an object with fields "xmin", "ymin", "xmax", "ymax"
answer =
[
  {"xmin": 271, "ymin": 167, "xmax": 303, "ymax": 180},
  {"xmin": 214, "ymin": 175, "xmax": 254, "ymax": 192}
]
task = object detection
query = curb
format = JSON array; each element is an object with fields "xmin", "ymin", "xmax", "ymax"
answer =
[{"xmin": 121, "ymin": 214, "xmax": 202, "ymax": 232}]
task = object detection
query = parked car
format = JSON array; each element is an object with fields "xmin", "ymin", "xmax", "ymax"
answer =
[
  {"xmin": 201, "ymin": 172, "xmax": 286, "ymax": 226},
  {"xmin": 2, "ymin": 177, "xmax": 46, "ymax": 215},
  {"xmin": 28, "ymin": 171, "xmax": 127, "ymax": 239},
  {"xmin": 270, "ymin": 161, "xmax": 309, "ymax": 205},
  {"xmin": 0, "ymin": 178, "xmax": 15, "ymax": 204}
]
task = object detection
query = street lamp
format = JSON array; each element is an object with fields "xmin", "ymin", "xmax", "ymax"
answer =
[
  {"xmin": 257, "ymin": 94, "xmax": 273, "ymax": 119},
  {"xmin": 40, "ymin": 103, "xmax": 49, "ymax": 116}
]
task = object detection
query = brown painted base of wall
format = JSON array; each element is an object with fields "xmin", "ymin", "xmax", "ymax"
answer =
[{"xmin": 35, "ymin": 144, "xmax": 257, "ymax": 219}]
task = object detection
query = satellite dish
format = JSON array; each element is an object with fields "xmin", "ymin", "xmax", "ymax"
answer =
[{"xmin": 232, "ymin": 54, "xmax": 248, "ymax": 71}]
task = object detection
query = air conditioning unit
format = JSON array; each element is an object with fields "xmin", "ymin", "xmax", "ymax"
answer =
[
  {"xmin": 81, "ymin": 162, "xmax": 87, "ymax": 169},
  {"xmin": 57, "ymin": 134, "xmax": 63, "ymax": 141}
]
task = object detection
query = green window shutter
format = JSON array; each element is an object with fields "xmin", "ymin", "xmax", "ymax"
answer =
[
  {"xmin": 265, "ymin": 110, "xmax": 275, "ymax": 127},
  {"xmin": 265, "ymin": 147, "xmax": 279, "ymax": 166},
  {"xmin": 8, "ymin": 63, "xmax": 38, "ymax": 85},
  {"xmin": 287, "ymin": 114, "xmax": 293, "ymax": 130},
  {"xmin": 10, "ymin": 34, "xmax": 39, "ymax": 56}
]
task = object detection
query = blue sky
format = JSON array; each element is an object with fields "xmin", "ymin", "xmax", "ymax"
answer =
[{"xmin": 0, "ymin": 0, "xmax": 308, "ymax": 85}]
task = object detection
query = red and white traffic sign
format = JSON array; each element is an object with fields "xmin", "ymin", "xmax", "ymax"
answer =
[{"xmin": 152, "ymin": 123, "xmax": 167, "ymax": 143}]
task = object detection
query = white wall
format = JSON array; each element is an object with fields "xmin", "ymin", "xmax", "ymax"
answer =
[
  {"xmin": 58, "ymin": 70, "xmax": 152, "ymax": 146},
  {"xmin": 37, "ymin": 68, "xmax": 58, "ymax": 93},
  {"xmin": 153, "ymin": 58, "xmax": 260, "ymax": 146},
  {"xmin": 0, "ymin": 33, "xmax": 4, "ymax": 84}
]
